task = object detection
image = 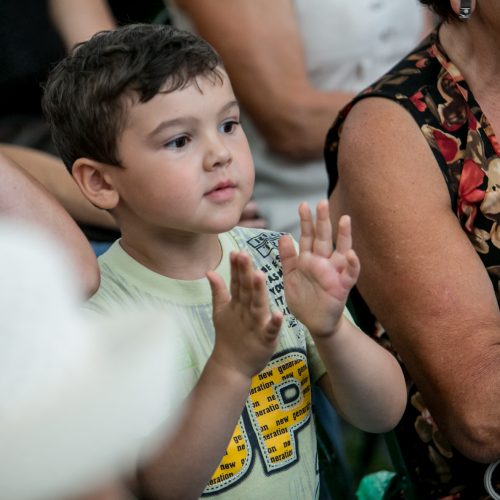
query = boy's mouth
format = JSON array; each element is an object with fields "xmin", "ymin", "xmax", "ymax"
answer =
[{"xmin": 204, "ymin": 180, "xmax": 237, "ymax": 201}]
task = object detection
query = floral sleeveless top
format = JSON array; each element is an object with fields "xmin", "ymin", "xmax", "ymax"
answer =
[{"xmin": 326, "ymin": 29, "xmax": 500, "ymax": 500}]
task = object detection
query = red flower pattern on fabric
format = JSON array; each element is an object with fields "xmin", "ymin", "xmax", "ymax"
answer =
[
  {"xmin": 458, "ymin": 159, "xmax": 486, "ymax": 231},
  {"xmin": 410, "ymin": 91, "xmax": 427, "ymax": 112},
  {"xmin": 433, "ymin": 129, "xmax": 460, "ymax": 163},
  {"xmin": 416, "ymin": 57, "xmax": 429, "ymax": 69},
  {"xmin": 468, "ymin": 111, "xmax": 479, "ymax": 131}
]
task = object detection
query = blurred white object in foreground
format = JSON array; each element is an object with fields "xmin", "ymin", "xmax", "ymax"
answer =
[{"xmin": 0, "ymin": 220, "xmax": 182, "ymax": 500}]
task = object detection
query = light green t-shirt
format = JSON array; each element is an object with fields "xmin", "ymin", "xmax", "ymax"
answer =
[{"xmin": 87, "ymin": 227, "xmax": 344, "ymax": 499}]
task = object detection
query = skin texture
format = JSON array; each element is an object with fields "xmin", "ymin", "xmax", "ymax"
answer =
[
  {"xmin": 0, "ymin": 144, "xmax": 117, "ymax": 231},
  {"xmin": 0, "ymin": 151, "xmax": 99, "ymax": 297},
  {"xmin": 329, "ymin": 0, "xmax": 500, "ymax": 463},
  {"xmin": 74, "ymin": 71, "xmax": 406, "ymax": 499},
  {"xmin": 48, "ymin": 0, "xmax": 115, "ymax": 51}
]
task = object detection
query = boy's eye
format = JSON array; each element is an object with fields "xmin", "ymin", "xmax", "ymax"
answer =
[
  {"xmin": 220, "ymin": 120, "xmax": 239, "ymax": 134},
  {"xmin": 164, "ymin": 136, "xmax": 189, "ymax": 149}
]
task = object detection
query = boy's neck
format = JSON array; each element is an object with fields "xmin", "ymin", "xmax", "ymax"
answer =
[{"xmin": 119, "ymin": 231, "xmax": 223, "ymax": 280}]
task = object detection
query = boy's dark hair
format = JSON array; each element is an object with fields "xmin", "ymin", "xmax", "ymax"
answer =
[
  {"xmin": 419, "ymin": 1, "xmax": 454, "ymax": 22},
  {"xmin": 42, "ymin": 23, "xmax": 224, "ymax": 170}
]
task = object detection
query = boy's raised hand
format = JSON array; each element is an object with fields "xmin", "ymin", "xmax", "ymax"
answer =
[
  {"xmin": 279, "ymin": 200, "xmax": 360, "ymax": 338},
  {"xmin": 207, "ymin": 252, "xmax": 282, "ymax": 380}
]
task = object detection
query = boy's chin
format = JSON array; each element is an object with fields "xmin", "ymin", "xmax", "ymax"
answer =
[{"xmin": 205, "ymin": 214, "xmax": 242, "ymax": 234}]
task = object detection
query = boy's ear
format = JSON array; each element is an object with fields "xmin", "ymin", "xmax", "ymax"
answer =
[{"xmin": 72, "ymin": 158, "xmax": 119, "ymax": 210}]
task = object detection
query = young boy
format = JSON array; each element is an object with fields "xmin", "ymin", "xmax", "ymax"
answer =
[{"xmin": 42, "ymin": 24, "xmax": 406, "ymax": 499}]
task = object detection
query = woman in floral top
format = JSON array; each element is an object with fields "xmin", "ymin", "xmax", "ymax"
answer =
[{"xmin": 326, "ymin": 1, "xmax": 500, "ymax": 498}]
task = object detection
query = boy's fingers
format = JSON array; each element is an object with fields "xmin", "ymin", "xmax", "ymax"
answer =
[
  {"xmin": 345, "ymin": 249, "xmax": 361, "ymax": 281},
  {"xmin": 266, "ymin": 311, "xmax": 283, "ymax": 337},
  {"xmin": 229, "ymin": 252, "xmax": 240, "ymax": 300},
  {"xmin": 207, "ymin": 270, "xmax": 230, "ymax": 312},
  {"xmin": 299, "ymin": 202, "xmax": 314, "ymax": 253},
  {"xmin": 312, "ymin": 200, "xmax": 333, "ymax": 257},
  {"xmin": 237, "ymin": 252, "xmax": 254, "ymax": 305},
  {"xmin": 335, "ymin": 215, "xmax": 353, "ymax": 255},
  {"xmin": 278, "ymin": 235, "xmax": 296, "ymax": 273},
  {"xmin": 250, "ymin": 270, "xmax": 268, "ymax": 311},
  {"xmin": 331, "ymin": 252, "xmax": 347, "ymax": 275}
]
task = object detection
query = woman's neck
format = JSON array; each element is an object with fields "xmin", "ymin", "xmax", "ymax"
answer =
[
  {"xmin": 439, "ymin": 13, "xmax": 500, "ymax": 100},
  {"xmin": 439, "ymin": 13, "xmax": 500, "ymax": 130}
]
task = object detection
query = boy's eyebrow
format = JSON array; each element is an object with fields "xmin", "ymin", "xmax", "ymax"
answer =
[
  {"xmin": 147, "ymin": 100, "xmax": 240, "ymax": 139},
  {"xmin": 218, "ymin": 100, "xmax": 240, "ymax": 116},
  {"xmin": 148, "ymin": 118, "xmax": 188, "ymax": 139}
]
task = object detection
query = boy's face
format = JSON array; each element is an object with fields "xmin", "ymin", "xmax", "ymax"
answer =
[{"xmin": 110, "ymin": 70, "xmax": 254, "ymax": 237}]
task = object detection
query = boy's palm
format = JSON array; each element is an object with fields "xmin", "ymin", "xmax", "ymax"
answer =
[
  {"xmin": 207, "ymin": 252, "xmax": 282, "ymax": 380},
  {"xmin": 279, "ymin": 202, "xmax": 360, "ymax": 338}
]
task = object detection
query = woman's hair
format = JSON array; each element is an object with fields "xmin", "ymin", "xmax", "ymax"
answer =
[
  {"xmin": 42, "ymin": 23, "xmax": 224, "ymax": 170},
  {"xmin": 419, "ymin": 1, "xmax": 455, "ymax": 22}
]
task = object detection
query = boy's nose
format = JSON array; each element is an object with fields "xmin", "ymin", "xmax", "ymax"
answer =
[{"xmin": 203, "ymin": 136, "xmax": 232, "ymax": 170}]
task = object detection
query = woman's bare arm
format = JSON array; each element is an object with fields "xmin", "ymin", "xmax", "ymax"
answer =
[
  {"xmin": 0, "ymin": 144, "xmax": 117, "ymax": 231},
  {"xmin": 330, "ymin": 97, "xmax": 500, "ymax": 463},
  {"xmin": 0, "ymin": 151, "xmax": 99, "ymax": 297},
  {"xmin": 48, "ymin": 0, "xmax": 115, "ymax": 51}
]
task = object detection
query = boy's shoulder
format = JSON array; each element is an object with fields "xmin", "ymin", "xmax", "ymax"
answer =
[{"xmin": 87, "ymin": 241, "xmax": 168, "ymax": 313}]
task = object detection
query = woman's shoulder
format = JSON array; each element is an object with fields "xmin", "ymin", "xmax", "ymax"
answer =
[
  {"xmin": 331, "ymin": 29, "xmax": 443, "ymax": 134},
  {"xmin": 325, "ymin": 28, "xmax": 460, "ymax": 195}
]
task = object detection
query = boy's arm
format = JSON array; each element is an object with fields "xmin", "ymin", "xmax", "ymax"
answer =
[
  {"xmin": 138, "ymin": 252, "xmax": 282, "ymax": 499},
  {"xmin": 279, "ymin": 201, "xmax": 406, "ymax": 433},
  {"xmin": 139, "ymin": 357, "xmax": 253, "ymax": 500},
  {"xmin": 314, "ymin": 318, "xmax": 406, "ymax": 434}
]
